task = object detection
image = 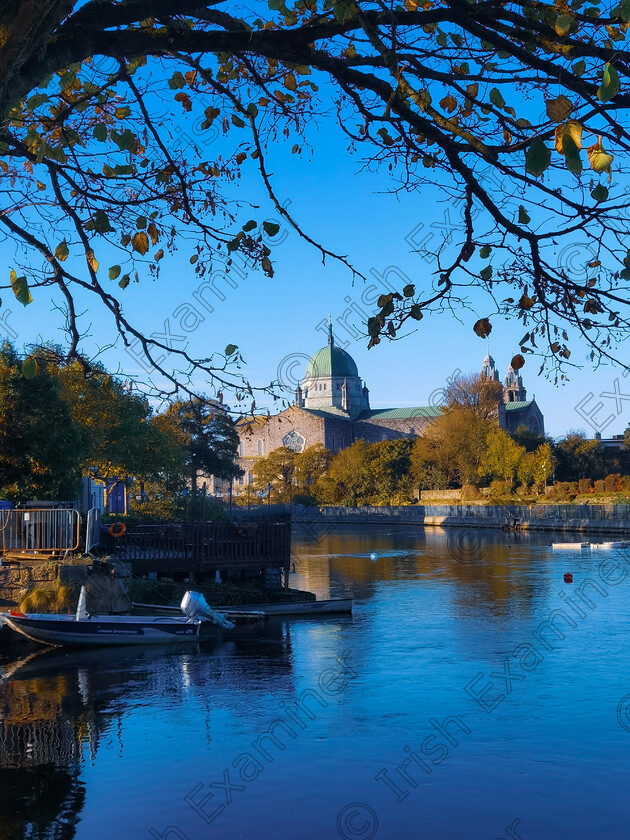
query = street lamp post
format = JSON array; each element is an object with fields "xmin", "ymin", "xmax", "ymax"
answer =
[
  {"xmin": 542, "ymin": 461, "xmax": 547, "ymax": 495},
  {"xmin": 267, "ymin": 482, "xmax": 272, "ymax": 509}
]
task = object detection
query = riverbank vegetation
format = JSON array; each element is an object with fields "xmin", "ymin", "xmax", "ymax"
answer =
[
  {"xmin": 0, "ymin": 342, "xmax": 240, "ymax": 516},
  {"xmin": 240, "ymin": 418, "xmax": 630, "ymax": 507}
]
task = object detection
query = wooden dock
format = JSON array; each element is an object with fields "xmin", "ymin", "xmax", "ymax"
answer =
[{"xmin": 105, "ymin": 520, "xmax": 291, "ymax": 585}]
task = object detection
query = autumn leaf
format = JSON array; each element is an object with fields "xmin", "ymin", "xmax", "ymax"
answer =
[
  {"xmin": 85, "ymin": 250, "xmax": 98, "ymax": 272},
  {"xmin": 147, "ymin": 222, "xmax": 159, "ymax": 246},
  {"xmin": 473, "ymin": 317, "xmax": 492, "ymax": 338},
  {"xmin": 587, "ymin": 136, "xmax": 614, "ymax": 178},
  {"xmin": 554, "ymin": 121, "xmax": 582, "ymax": 153},
  {"xmin": 10, "ymin": 270, "xmax": 32, "ymax": 306},
  {"xmin": 510, "ymin": 354, "xmax": 525, "ymax": 370},
  {"xmin": 439, "ymin": 95, "xmax": 458, "ymax": 113},
  {"xmin": 546, "ymin": 95, "xmax": 573, "ymax": 122},
  {"xmin": 132, "ymin": 232, "xmax": 150, "ymax": 255}
]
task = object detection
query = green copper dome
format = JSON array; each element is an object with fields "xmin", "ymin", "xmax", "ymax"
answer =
[
  {"xmin": 304, "ymin": 346, "xmax": 359, "ymax": 379},
  {"xmin": 303, "ymin": 325, "xmax": 359, "ymax": 380}
]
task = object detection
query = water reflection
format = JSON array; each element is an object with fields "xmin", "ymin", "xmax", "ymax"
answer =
[{"xmin": 0, "ymin": 527, "xmax": 628, "ymax": 839}]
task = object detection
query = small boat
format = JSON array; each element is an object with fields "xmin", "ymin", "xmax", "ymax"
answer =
[
  {"xmin": 219, "ymin": 598, "xmax": 353, "ymax": 616},
  {"xmin": 0, "ymin": 588, "xmax": 234, "ymax": 648},
  {"xmin": 132, "ymin": 597, "xmax": 353, "ymax": 617}
]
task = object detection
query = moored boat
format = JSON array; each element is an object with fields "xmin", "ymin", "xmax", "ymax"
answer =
[
  {"xmin": 0, "ymin": 588, "xmax": 234, "ymax": 647},
  {"xmin": 132, "ymin": 597, "xmax": 353, "ymax": 617}
]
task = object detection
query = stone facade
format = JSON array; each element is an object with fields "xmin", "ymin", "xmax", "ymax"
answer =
[{"xmin": 230, "ymin": 334, "xmax": 545, "ymax": 492}]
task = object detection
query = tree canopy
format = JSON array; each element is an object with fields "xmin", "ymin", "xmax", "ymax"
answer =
[{"xmin": 3, "ymin": 0, "xmax": 630, "ymax": 397}]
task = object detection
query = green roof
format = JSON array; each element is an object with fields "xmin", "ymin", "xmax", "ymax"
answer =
[
  {"xmin": 358, "ymin": 406, "xmax": 442, "ymax": 420},
  {"xmin": 504, "ymin": 401, "xmax": 533, "ymax": 411},
  {"xmin": 304, "ymin": 345, "xmax": 358, "ymax": 379}
]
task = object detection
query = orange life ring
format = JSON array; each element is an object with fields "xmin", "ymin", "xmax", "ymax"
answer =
[{"xmin": 109, "ymin": 522, "xmax": 126, "ymax": 538}]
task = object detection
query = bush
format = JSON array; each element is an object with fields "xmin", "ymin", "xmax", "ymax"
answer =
[
  {"xmin": 489, "ymin": 479, "xmax": 512, "ymax": 497},
  {"xmin": 291, "ymin": 493, "xmax": 317, "ymax": 506},
  {"xmin": 594, "ymin": 479, "xmax": 605, "ymax": 493},
  {"xmin": 548, "ymin": 481, "xmax": 578, "ymax": 500},
  {"xmin": 515, "ymin": 483, "xmax": 530, "ymax": 497},
  {"xmin": 461, "ymin": 484, "xmax": 481, "ymax": 501},
  {"xmin": 604, "ymin": 473, "xmax": 622, "ymax": 493},
  {"xmin": 578, "ymin": 478, "xmax": 593, "ymax": 494},
  {"xmin": 622, "ymin": 475, "xmax": 630, "ymax": 491}
]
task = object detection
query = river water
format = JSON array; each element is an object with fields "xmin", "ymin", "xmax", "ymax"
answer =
[{"xmin": 1, "ymin": 525, "xmax": 629, "ymax": 840}]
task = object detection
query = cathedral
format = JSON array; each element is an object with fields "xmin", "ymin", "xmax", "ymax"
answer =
[{"xmin": 234, "ymin": 327, "xmax": 544, "ymax": 485}]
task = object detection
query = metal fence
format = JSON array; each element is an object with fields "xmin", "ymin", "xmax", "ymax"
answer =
[
  {"xmin": 85, "ymin": 508, "xmax": 101, "ymax": 554},
  {"xmin": 0, "ymin": 508, "xmax": 80, "ymax": 555}
]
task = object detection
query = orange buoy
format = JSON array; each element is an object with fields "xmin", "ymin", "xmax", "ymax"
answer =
[
  {"xmin": 108, "ymin": 521, "xmax": 126, "ymax": 538},
  {"xmin": 564, "ymin": 572, "xmax": 573, "ymax": 583}
]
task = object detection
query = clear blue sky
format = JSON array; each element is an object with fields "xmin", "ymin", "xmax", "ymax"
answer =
[{"xmin": 2, "ymin": 93, "xmax": 629, "ymax": 440}]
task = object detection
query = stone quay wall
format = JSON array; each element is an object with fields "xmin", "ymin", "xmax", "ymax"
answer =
[
  {"xmin": 0, "ymin": 558, "xmax": 132, "ymax": 612},
  {"xmin": 291, "ymin": 504, "xmax": 630, "ymax": 535}
]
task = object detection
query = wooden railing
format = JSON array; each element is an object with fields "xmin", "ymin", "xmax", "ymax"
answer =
[{"xmin": 107, "ymin": 520, "xmax": 291, "ymax": 581}]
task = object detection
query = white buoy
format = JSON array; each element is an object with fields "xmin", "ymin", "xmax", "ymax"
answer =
[{"xmin": 370, "ymin": 552, "xmax": 378, "ymax": 562}]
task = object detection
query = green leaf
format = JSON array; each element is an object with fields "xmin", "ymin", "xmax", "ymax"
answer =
[
  {"xmin": 268, "ymin": 0, "xmax": 285, "ymax": 9},
  {"xmin": 22, "ymin": 356, "xmax": 38, "ymax": 379},
  {"xmin": 118, "ymin": 274, "xmax": 130, "ymax": 289},
  {"xmin": 92, "ymin": 210, "xmax": 112, "ymax": 233},
  {"xmin": 563, "ymin": 134, "xmax": 582, "ymax": 175},
  {"xmin": 10, "ymin": 270, "xmax": 32, "ymax": 306},
  {"xmin": 526, "ymin": 138, "xmax": 551, "ymax": 177},
  {"xmin": 262, "ymin": 221, "xmax": 280, "ymax": 237},
  {"xmin": 518, "ymin": 205, "xmax": 531, "ymax": 224},
  {"xmin": 108, "ymin": 265, "xmax": 122, "ymax": 280},
  {"xmin": 332, "ymin": 0, "xmax": 355, "ymax": 22},
  {"xmin": 242, "ymin": 220, "xmax": 257, "ymax": 232},
  {"xmin": 225, "ymin": 344, "xmax": 238, "ymax": 356},
  {"xmin": 402, "ymin": 284, "xmax": 415, "ymax": 297},
  {"xmin": 572, "ymin": 60, "xmax": 586, "ymax": 76},
  {"xmin": 554, "ymin": 13, "xmax": 573, "ymax": 35},
  {"xmin": 591, "ymin": 184, "xmax": 609, "ymax": 202},
  {"xmin": 598, "ymin": 63, "xmax": 620, "ymax": 102},
  {"xmin": 409, "ymin": 305, "xmax": 423, "ymax": 321},
  {"xmin": 480, "ymin": 245, "xmax": 492, "ymax": 259},
  {"xmin": 489, "ymin": 88, "xmax": 505, "ymax": 109},
  {"xmin": 231, "ymin": 114, "xmax": 245, "ymax": 128},
  {"xmin": 480, "ymin": 266, "xmax": 493, "ymax": 281},
  {"xmin": 27, "ymin": 94, "xmax": 48, "ymax": 111},
  {"xmin": 55, "ymin": 241, "xmax": 69, "ymax": 262},
  {"xmin": 110, "ymin": 128, "xmax": 135, "ymax": 152},
  {"xmin": 168, "ymin": 71, "xmax": 187, "ymax": 90}
]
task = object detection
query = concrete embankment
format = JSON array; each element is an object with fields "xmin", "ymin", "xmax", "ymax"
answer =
[{"xmin": 289, "ymin": 504, "xmax": 630, "ymax": 536}]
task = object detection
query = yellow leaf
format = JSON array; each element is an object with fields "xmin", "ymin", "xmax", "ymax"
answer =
[
  {"xmin": 587, "ymin": 136, "xmax": 614, "ymax": 178},
  {"xmin": 554, "ymin": 13, "xmax": 573, "ymax": 36},
  {"xmin": 132, "ymin": 231, "xmax": 149, "ymax": 255},
  {"xmin": 86, "ymin": 249, "xmax": 99, "ymax": 272},
  {"xmin": 554, "ymin": 120, "xmax": 582, "ymax": 153}
]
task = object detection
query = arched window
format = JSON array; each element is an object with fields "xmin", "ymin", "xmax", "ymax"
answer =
[
  {"xmin": 257, "ymin": 440, "xmax": 263, "ymax": 455},
  {"xmin": 238, "ymin": 442, "xmax": 243, "ymax": 456}
]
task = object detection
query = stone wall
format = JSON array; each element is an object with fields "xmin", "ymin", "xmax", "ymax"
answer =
[{"xmin": 0, "ymin": 558, "xmax": 131, "ymax": 613}]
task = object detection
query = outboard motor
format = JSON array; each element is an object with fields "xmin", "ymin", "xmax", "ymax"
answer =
[{"xmin": 181, "ymin": 591, "xmax": 235, "ymax": 630}]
